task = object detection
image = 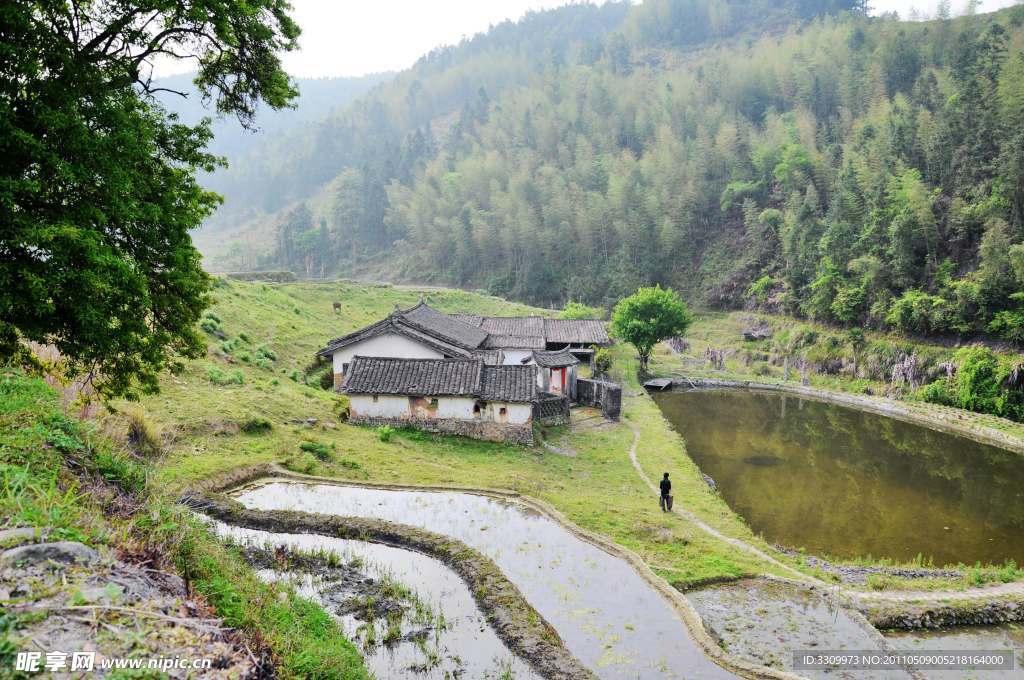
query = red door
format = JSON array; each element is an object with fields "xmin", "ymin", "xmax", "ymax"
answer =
[{"xmin": 552, "ymin": 368, "xmax": 565, "ymax": 394}]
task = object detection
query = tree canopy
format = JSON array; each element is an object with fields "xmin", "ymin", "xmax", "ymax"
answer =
[
  {"xmin": 611, "ymin": 286, "xmax": 694, "ymax": 371},
  {"xmin": 0, "ymin": 0, "xmax": 299, "ymax": 398}
]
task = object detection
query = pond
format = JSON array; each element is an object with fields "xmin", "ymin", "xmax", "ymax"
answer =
[
  {"xmin": 651, "ymin": 388, "xmax": 1024, "ymax": 566},
  {"xmin": 231, "ymin": 480, "xmax": 738, "ymax": 679}
]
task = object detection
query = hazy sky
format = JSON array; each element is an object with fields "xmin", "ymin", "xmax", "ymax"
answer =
[{"xmin": 155, "ymin": 0, "xmax": 1021, "ymax": 80}]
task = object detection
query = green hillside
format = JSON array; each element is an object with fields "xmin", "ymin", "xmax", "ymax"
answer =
[{"xmin": 204, "ymin": 1, "xmax": 1024, "ymax": 348}]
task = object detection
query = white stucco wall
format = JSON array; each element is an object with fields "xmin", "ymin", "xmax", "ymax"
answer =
[
  {"xmin": 436, "ymin": 397, "xmax": 476, "ymax": 419},
  {"xmin": 502, "ymin": 349, "xmax": 533, "ymax": 365},
  {"xmin": 332, "ymin": 333, "xmax": 444, "ymax": 374},
  {"xmin": 350, "ymin": 394, "xmax": 409, "ymax": 418},
  {"xmin": 486, "ymin": 402, "xmax": 532, "ymax": 424}
]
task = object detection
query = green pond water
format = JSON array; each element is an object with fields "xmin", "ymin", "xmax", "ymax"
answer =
[{"xmin": 651, "ymin": 388, "xmax": 1024, "ymax": 566}]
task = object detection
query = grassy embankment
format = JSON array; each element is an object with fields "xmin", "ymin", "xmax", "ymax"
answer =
[{"xmin": 0, "ymin": 372, "xmax": 369, "ymax": 679}]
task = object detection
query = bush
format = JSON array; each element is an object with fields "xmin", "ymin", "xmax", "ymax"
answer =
[
  {"xmin": 377, "ymin": 425, "xmax": 395, "ymax": 442},
  {"xmin": 240, "ymin": 417, "xmax": 272, "ymax": 434},
  {"xmin": 885, "ymin": 290, "xmax": 955, "ymax": 335},
  {"xmin": 206, "ymin": 367, "xmax": 244, "ymax": 386},
  {"xmin": 919, "ymin": 345, "xmax": 1024, "ymax": 421},
  {"xmin": 593, "ymin": 347, "xmax": 612, "ymax": 375},
  {"xmin": 124, "ymin": 408, "xmax": 161, "ymax": 458},
  {"xmin": 560, "ymin": 301, "xmax": 604, "ymax": 319},
  {"xmin": 299, "ymin": 440, "xmax": 332, "ymax": 461},
  {"xmin": 256, "ymin": 345, "xmax": 277, "ymax": 362}
]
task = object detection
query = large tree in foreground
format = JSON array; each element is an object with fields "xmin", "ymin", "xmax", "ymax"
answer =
[
  {"xmin": 0, "ymin": 0, "xmax": 299, "ymax": 399},
  {"xmin": 611, "ymin": 286, "xmax": 693, "ymax": 372}
]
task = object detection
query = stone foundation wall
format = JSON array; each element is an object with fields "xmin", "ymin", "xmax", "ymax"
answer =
[
  {"xmin": 533, "ymin": 393, "xmax": 570, "ymax": 426},
  {"xmin": 349, "ymin": 414, "xmax": 534, "ymax": 445}
]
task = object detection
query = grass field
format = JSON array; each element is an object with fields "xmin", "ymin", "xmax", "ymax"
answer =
[{"xmin": 135, "ymin": 279, "xmax": 795, "ymax": 586}]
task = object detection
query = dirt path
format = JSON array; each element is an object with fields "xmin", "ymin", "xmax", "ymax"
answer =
[{"xmin": 621, "ymin": 418, "xmax": 1024, "ymax": 606}]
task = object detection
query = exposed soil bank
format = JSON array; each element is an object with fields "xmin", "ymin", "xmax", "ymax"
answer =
[
  {"xmin": 652, "ymin": 377, "xmax": 1024, "ymax": 456},
  {"xmin": 183, "ymin": 469, "xmax": 593, "ymax": 680}
]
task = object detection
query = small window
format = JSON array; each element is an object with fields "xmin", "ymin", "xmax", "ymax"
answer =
[
  {"xmin": 499, "ymin": 407, "xmax": 507, "ymax": 416},
  {"xmin": 429, "ymin": 398, "xmax": 439, "ymax": 409},
  {"xmin": 342, "ymin": 362, "xmax": 350, "ymax": 374},
  {"xmin": 372, "ymin": 395, "xmax": 379, "ymax": 403}
]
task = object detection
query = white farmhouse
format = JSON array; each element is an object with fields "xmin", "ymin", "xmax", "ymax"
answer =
[{"xmin": 343, "ymin": 356, "xmax": 537, "ymax": 444}]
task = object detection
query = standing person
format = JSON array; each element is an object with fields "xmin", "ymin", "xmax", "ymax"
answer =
[{"xmin": 659, "ymin": 473, "xmax": 672, "ymax": 512}]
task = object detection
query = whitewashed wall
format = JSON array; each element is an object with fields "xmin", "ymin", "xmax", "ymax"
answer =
[
  {"xmin": 332, "ymin": 333, "xmax": 444, "ymax": 374},
  {"xmin": 485, "ymin": 402, "xmax": 532, "ymax": 424},
  {"xmin": 436, "ymin": 397, "xmax": 476, "ymax": 419},
  {"xmin": 501, "ymin": 349, "xmax": 533, "ymax": 365},
  {"xmin": 350, "ymin": 395, "xmax": 409, "ymax": 418}
]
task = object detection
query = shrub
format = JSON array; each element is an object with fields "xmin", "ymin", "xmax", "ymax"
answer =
[
  {"xmin": 238, "ymin": 332, "xmax": 251, "ymax": 344},
  {"xmin": 377, "ymin": 425, "xmax": 395, "ymax": 442},
  {"xmin": 206, "ymin": 367, "xmax": 244, "ymax": 386},
  {"xmin": 560, "ymin": 301, "xmax": 604, "ymax": 319},
  {"xmin": 199, "ymin": 317, "xmax": 222, "ymax": 335},
  {"xmin": 237, "ymin": 351, "xmax": 252, "ymax": 364},
  {"xmin": 240, "ymin": 417, "xmax": 272, "ymax": 434},
  {"xmin": 593, "ymin": 347, "xmax": 612, "ymax": 375},
  {"xmin": 885, "ymin": 290, "xmax": 955, "ymax": 335},
  {"xmin": 919, "ymin": 345, "xmax": 1024, "ymax": 421},
  {"xmin": 124, "ymin": 408, "xmax": 162, "ymax": 458},
  {"xmin": 299, "ymin": 440, "xmax": 332, "ymax": 461},
  {"xmin": 256, "ymin": 345, "xmax": 277, "ymax": 362}
]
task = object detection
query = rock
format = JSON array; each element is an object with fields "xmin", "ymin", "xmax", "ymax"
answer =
[
  {"xmin": 0, "ymin": 527, "xmax": 46, "ymax": 548},
  {"xmin": 0, "ymin": 541, "xmax": 100, "ymax": 568},
  {"xmin": 701, "ymin": 473, "xmax": 717, "ymax": 491}
]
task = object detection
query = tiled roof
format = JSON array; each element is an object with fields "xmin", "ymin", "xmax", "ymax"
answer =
[
  {"xmin": 318, "ymin": 304, "xmax": 609, "ymax": 360},
  {"xmin": 316, "ymin": 315, "xmax": 474, "ymax": 358},
  {"xmin": 472, "ymin": 349, "xmax": 506, "ymax": 365},
  {"xmin": 344, "ymin": 357, "xmax": 536, "ymax": 403},
  {"xmin": 401, "ymin": 302, "xmax": 488, "ymax": 349},
  {"xmin": 449, "ymin": 314, "xmax": 484, "ymax": 327},
  {"xmin": 343, "ymin": 357, "xmax": 483, "ymax": 397},
  {"xmin": 532, "ymin": 350, "xmax": 580, "ymax": 367},
  {"xmin": 480, "ymin": 316, "xmax": 544, "ymax": 336},
  {"xmin": 543, "ymin": 318, "xmax": 610, "ymax": 345},
  {"xmin": 483, "ymin": 334, "xmax": 546, "ymax": 350},
  {"xmin": 480, "ymin": 365, "xmax": 537, "ymax": 403}
]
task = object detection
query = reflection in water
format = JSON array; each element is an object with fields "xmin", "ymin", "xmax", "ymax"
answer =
[
  {"xmin": 233, "ymin": 481, "xmax": 738, "ymax": 679},
  {"xmin": 886, "ymin": 622, "xmax": 1024, "ymax": 680},
  {"xmin": 212, "ymin": 522, "xmax": 539, "ymax": 680},
  {"xmin": 686, "ymin": 579, "xmax": 911, "ymax": 680},
  {"xmin": 652, "ymin": 389, "xmax": 1024, "ymax": 566}
]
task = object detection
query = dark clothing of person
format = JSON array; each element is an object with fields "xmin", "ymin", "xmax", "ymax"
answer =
[{"xmin": 659, "ymin": 477, "xmax": 671, "ymax": 512}]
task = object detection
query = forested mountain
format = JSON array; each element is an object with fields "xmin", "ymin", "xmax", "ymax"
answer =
[{"xmin": 203, "ymin": 0, "xmax": 1024, "ymax": 342}]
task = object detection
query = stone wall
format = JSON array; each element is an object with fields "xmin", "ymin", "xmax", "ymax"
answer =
[
  {"xmin": 533, "ymin": 393, "xmax": 570, "ymax": 426},
  {"xmin": 577, "ymin": 378, "xmax": 622, "ymax": 420},
  {"xmin": 349, "ymin": 414, "xmax": 534, "ymax": 445}
]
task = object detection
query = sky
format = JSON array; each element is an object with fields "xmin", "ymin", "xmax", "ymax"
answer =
[{"xmin": 154, "ymin": 0, "xmax": 1021, "ymax": 80}]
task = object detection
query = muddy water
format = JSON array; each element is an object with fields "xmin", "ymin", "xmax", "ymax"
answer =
[
  {"xmin": 232, "ymin": 481, "xmax": 738, "ymax": 679},
  {"xmin": 651, "ymin": 389, "xmax": 1024, "ymax": 566},
  {"xmin": 212, "ymin": 521, "xmax": 540, "ymax": 679},
  {"xmin": 886, "ymin": 623, "xmax": 1024, "ymax": 679},
  {"xmin": 686, "ymin": 579, "xmax": 912, "ymax": 680}
]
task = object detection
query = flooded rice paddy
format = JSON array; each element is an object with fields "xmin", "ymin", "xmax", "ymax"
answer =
[
  {"xmin": 231, "ymin": 480, "xmax": 738, "ymax": 679},
  {"xmin": 212, "ymin": 520, "xmax": 539, "ymax": 679},
  {"xmin": 686, "ymin": 578, "xmax": 911, "ymax": 680},
  {"xmin": 651, "ymin": 388, "xmax": 1024, "ymax": 566},
  {"xmin": 885, "ymin": 622, "xmax": 1024, "ymax": 679}
]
